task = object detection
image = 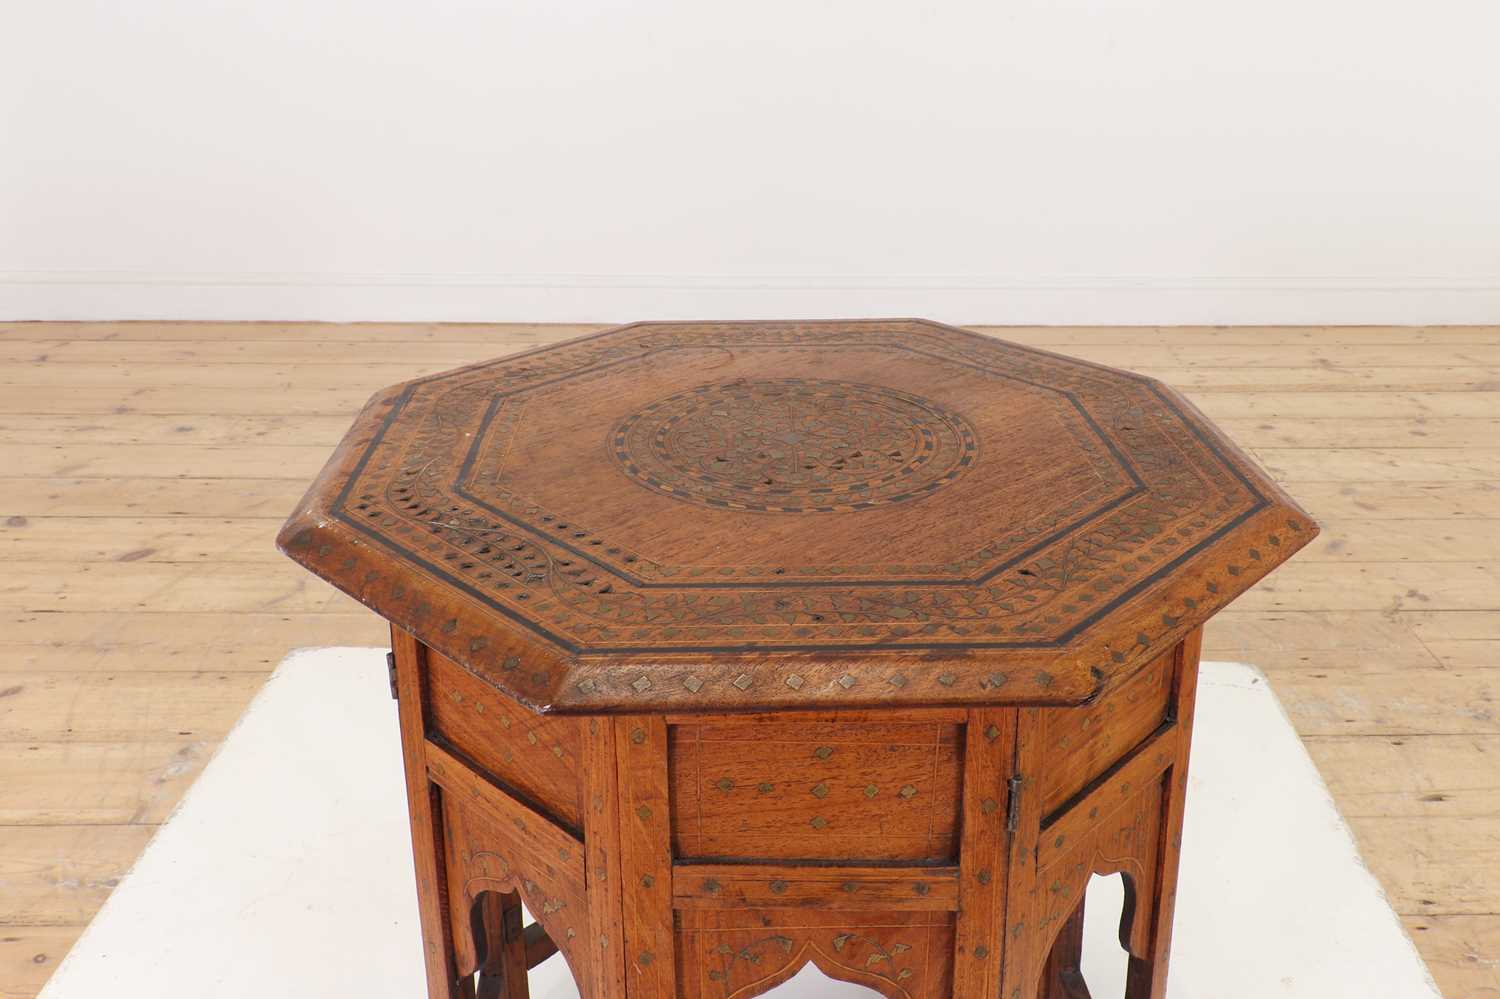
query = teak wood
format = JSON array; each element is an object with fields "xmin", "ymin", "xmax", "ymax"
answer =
[{"xmin": 279, "ymin": 319, "xmax": 1316, "ymax": 998}]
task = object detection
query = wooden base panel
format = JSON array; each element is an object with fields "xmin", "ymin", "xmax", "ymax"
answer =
[{"xmin": 388, "ymin": 626, "xmax": 1204, "ymax": 998}]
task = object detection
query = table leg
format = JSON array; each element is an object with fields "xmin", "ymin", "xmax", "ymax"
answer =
[
  {"xmin": 474, "ymin": 891, "xmax": 530, "ymax": 999},
  {"xmin": 1124, "ymin": 628, "xmax": 1204, "ymax": 999},
  {"xmin": 392, "ymin": 628, "xmax": 466, "ymax": 999},
  {"xmin": 1040, "ymin": 903, "xmax": 1092, "ymax": 999}
]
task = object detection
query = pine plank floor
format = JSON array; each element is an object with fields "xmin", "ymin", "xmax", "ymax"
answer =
[{"xmin": 1, "ymin": 322, "xmax": 1497, "ymax": 998}]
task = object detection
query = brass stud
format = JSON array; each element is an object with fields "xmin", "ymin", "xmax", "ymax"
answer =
[
  {"xmin": 889, "ymin": 674, "xmax": 908, "ymax": 688},
  {"xmin": 641, "ymin": 874, "xmax": 654, "ymax": 888},
  {"xmin": 914, "ymin": 882, "xmax": 930, "ymax": 896},
  {"xmin": 682, "ymin": 675, "xmax": 703, "ymax": 693},
  {"xmin": 899, "ymin": 785, "xmax": 918, "ymax": 800},
  {"xmin": 785, "ymin": 674, "xmax": 805, "ymax": 690},
  {"xmin": 984, "ymin": 724, "xmax": 1001, "ymax": 742},
  {"xmin": 630, "ymin": 727, "xmax": 646, "ymax": 745},
  {"xmin": 715, "ymin": 777, "xmax": 734, "ymax": 792},
  {"xmin": 811, "ymin": 782, "xmax": 829, "ymax": 799},
  {"xmin": 639, "ymin": 951, "xmax": 655, "ymax": 966},
  {"xmin": 974, "ymin": 945, "xmax": 990, "ymax": 959},
  {"xmin": 981, "ymin": 797, "xmax": 998, "ymax": 814},
  {"xmin": 938, "ymin": 673, "xmax": 956, "ymax": 687},
  {"xmin": 842, "ymin": 882, "xmax": 859, "ymax": 893},
  {"xmin": 814, "ymin": 746, "xmax": 834, "ymax": 761},
  {"xmin": 635, "ymin": 805, "xmax": 652, "ymax": 820},
  {"xmin": 810, "ymin": 816, "xmax": 828, "ymax": 829},
  {"xmin": 631, "ymin": 675, "xmax": 651, "ymax": 693},
  {"xmin": 864, "ymin": 784, "xmax": 879, "ymax": 798},
  {"xmin": 703, "ymin": 879, "xmax": 721, "ymax": 894},
  {"xmin": 836, "ymin": 674, "xmax": 856, "ymax": 689},
  {"xmin": 769, "ymin": 880, "xmax": 788, "ymax": 894},
  {"xmin": 757, "ymin": 782, "xmax": 774, "ymax": 794},
  {"xmin": 732, "ymin": 673, "xmax": 753, "ymax": 690}
]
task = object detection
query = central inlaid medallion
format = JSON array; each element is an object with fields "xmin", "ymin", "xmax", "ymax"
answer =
[{"xmin": 610, "ymin": 378, "xmax": 978, "ymax": 512}]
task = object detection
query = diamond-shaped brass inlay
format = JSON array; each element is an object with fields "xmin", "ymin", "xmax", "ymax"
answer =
[{"xmin": 811, "ymin": 782, "xmax": 830, "ymax": 799}]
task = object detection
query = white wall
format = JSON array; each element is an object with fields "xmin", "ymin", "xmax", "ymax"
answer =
[{"xmin": 4, "ymin": 1, "xmax": 1498, "ymax": 324}]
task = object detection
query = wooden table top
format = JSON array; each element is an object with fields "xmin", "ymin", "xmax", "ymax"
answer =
[{"xmin": 278, "ymin": 319, "xmax": 1316, "ymax": 713}]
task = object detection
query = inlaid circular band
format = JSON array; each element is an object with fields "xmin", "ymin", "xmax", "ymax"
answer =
[{"xmin": 609, "ymin": 378, "xmax": 979, "ymax": 513}]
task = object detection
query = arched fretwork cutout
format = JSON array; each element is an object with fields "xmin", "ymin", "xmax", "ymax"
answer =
[
  {"xmin": 755, "ymin": 960, "xmax": 902, "ymax": 997},
  {"xmin": 676, "ymin": 910, "xmax": 953, "ymax": 999},
  {"xmin": 1040, "ymin": 870, "xmax": 1161, "ymax": 999},
  {"xmin": 440, "ymin": 796, "xmax": 589, "ymax": 997},
  {"xmin": 712, "ymin": 940, "xmax": 919, "ymax": 999}
]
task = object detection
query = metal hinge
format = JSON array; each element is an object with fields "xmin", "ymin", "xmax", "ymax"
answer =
[
  {"xmin": 386, "ymin": 651, "xmax": 399, "ymax": 700},
  {"xmin": 1005, "ymin": 774, "xmax": 1024, "ymax": 834}
]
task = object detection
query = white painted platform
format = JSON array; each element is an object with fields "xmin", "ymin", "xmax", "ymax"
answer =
[{"xmin": 38, "ymin": 649, "xmax": 1439, "ymax": 998}]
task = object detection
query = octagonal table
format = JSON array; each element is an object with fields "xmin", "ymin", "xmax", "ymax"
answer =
[{"xmin": 279, "ymin": 319, "xmax": 1316, "ymax": 999}]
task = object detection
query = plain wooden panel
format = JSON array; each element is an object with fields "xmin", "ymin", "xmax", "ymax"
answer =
[
  {"xmin": 425, "ymin": 649, "xmax": 584, "ymax": 830},
  {"xmin": 1037, "ymin": 650, "xmax": 1174, "ymax": 815},
  {"xmin": 668, "ymin": 716, "xmax": 963, "ymax": 863}
]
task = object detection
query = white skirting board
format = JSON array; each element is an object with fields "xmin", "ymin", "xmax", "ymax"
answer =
[{"xmin": 36, "ymin": 649, "xmax": 1440, "ymax": 998}]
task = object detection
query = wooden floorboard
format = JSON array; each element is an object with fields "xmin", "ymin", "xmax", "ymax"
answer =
[{"xmin": 1, "ymin": 322, "xmax": 1496, "ymax": 997}]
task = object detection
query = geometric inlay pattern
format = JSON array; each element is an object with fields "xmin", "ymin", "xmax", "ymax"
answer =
[{"xmin": 609, "ymin": 378, "xmax": 979, "ymax": 513}]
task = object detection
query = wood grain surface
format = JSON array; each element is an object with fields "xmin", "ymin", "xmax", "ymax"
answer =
[
  {"xmin": 276, "ymin": 319, "xmax": 1315, "ymax": 713},
  {"xmin": 0, "ymin": 322, "xmax": 1496, "ymax": 998}
]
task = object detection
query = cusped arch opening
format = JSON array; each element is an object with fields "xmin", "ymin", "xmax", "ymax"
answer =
[
  {"xmin": 768, "ymin": 960, "xmax": 900, "ymax": 998},
  {"xmin": 1042, "ymin": 871, "xmax": 1141, "ymax": 998}
]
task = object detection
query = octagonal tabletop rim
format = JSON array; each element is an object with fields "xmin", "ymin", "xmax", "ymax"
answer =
[{"xmin": 277, "ymin": 318, "xmax": 1318, "ymax": 714}]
